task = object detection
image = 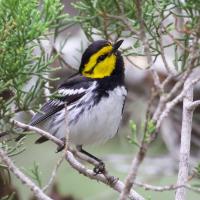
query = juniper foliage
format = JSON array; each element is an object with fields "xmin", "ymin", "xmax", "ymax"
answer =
[{"xmin": 0, "ymin": 0, "xmax": 66, "ymax": 135}]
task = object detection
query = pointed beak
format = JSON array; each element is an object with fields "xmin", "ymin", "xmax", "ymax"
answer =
[{"xmin": 112, "ymin": 40, "xmax": 124, "ymax": 52}]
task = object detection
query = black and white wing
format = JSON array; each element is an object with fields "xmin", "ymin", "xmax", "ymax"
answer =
[
  {"xmin": 28, "ymin": 74, "xmax": 93, "ymax": 143},
  {"xmin": 30, "ymin": 74, "xmax": 92, "ymax": 126}
]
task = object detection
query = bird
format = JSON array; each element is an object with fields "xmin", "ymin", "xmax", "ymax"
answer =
[{"xmin": 27, "ymin": 40, "xmax": 127, "ymax": 173}]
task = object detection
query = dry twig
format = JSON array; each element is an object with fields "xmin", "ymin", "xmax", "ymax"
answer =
[
  {"xmin": 0, "ymin": 148, "xmax": 52, "ymax": 200},
  {"xmin": 43, "ymin": 103, "xmax": 70, "ymax": 192},
  {"xmin": 12, "ymin": 119, "xmax": 145, "ymax": 200},
  {"xmin": 119, "ymin": 0, "xmax": 160, "ymax": 198},
  {"xmin": 175, "ymin": 75, "xmax": 198, "ymax": 200},
  {"xmin": 156, "ymin": 76, "xmax": 200, "ymax": 130},
  {"xmin": 134, "ymin": 181, "xmax": 200, "ymax": 193}
]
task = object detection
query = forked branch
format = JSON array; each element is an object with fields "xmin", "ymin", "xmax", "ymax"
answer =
[{"xmin": 12, "ymin": 119, "xmax": 145, "ymax": 200}]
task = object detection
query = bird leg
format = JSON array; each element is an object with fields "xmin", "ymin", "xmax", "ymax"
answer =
[{"xmin": 76, "ymin": 145, "xmax": 105, "ymax": 174}]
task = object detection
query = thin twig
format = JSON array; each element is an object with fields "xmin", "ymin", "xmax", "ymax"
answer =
[
  {"xmin": 12, "ymin": 119, "xmax": 145, "ymax": 200},
  {"xmin": 155, "ymin": 6, "xmax": 175, "ymax": 74},
  {"xmin": 135, "ymin": 181, "xmax": 183, "ymax": 192},
  {"xmin": 156, "ymin": 76, "xmax": 200, "ymax": 130},
  {"xmin": 135, "ymin": 0, "xmax": 162, "ymax": 91},
  {"xmin": 126, "ymin": 57, "xmax": 145, "ymax": 70},
  {"xmin": 12, "ymin": 119, "xmax": 63, "ymax": 146},
  {"xmin": 155, "ymin": 33, "xmax": 199, "ymax": 128},
  {"xmin": 162, "ymin": 24, "xmax": 190, "ymax": 52},
  {"xmin": 65, "ymin": 151, "xmax": 145, "ymax": 200},
  {"xmin": 153, "ymin": 38, "xmax": 199, "ymax": 126},
  {"xmin": 64, "ymin": 103, "xmax": 70, "ymax": 150},
  {"xmin": 104, "ymin": 14, "xmax": 139, "ymax": 36},
  {"xmin": 119, "ymin": 0, "xmax": 160, "ymax": 199},
  {"xmin": 175, "ymin": 77, "xmax": 194, "ymax": 200},
  {"xmin": 42, "ymin": 154, "xmax": 64, "ymax": 192},
  {"xmin": 189, "ymin": 100, "xmax": 200, "ymax": 110},
  {"xmin": 43, "ymin": 103, "xmax": 70, "ymax": 192},
  {"xmin": 119, "ymin": 142, "xmax": 148, "ymax": 200},
  {"xmin": 0, "ymin": 148, "xmax": 52, "ymax": 200},
  {"xmin": 134, "ymin": 181, "xmax": 200, "ymax": 193},
  {"xmin": 43, "ymin": 104, "xmax": 69, "ymax": 193}
]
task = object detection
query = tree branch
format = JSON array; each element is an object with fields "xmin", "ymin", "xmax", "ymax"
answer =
[
  {"xmin": 156, "ymin": 76, "xmax": 200, "ymax": 130},
  {"xmin": 119, "ymin": 142, "xmax": 148, "ymax": 200},
  {"xmin": 65, "ymin": 151, "xmax": 145, "ymax": 200},
  {"xmin": 0, "ymin": 148, "xmax": 52, "ymax": 200},
  {"xmin": 188, "ymin": 100, "xmax": 200, "ymax": 110},
  {"xmin": 12, "ymin": 119, "xmax": 145, "ymax": 200},
  {"xmin": 175, "ymin": 77, "xmax": 194, "ymax": 200},
  {"xmin": 135, "ymin": 181, "xmax": 183, "ymax": 192},
  {"xmin": 135, "ymin": 181, "xmax": 200, "ymax": 193},
  {"xmin": 43, "ymin": 103, "xmax": 70, "ymax": 192},
  {"xmin": 119, "ymin": 0, "xmax": 160, "ymax": 198}
]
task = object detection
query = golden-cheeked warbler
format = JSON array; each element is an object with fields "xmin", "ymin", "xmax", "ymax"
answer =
[{"xmin": 30, "ymin": 40, "xmax": 127, "ymax": 173}]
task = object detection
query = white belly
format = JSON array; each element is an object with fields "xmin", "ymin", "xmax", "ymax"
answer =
[{"xmin": 53, "ymin": 86, "xmax": 127, "ymax": 145}]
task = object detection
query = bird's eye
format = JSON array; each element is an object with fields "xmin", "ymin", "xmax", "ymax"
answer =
[{"xmin": 97, "ymin": 54, "xmax": 107, "ymax": 62}]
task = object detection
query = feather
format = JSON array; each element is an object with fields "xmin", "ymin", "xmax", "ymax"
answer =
[
  {"xmin": 31, "ymin": 74, "xmax": 93, "ymax": 143},
  {"xmin": 30, "ymin": 74, "xmax": 92, "ymax": 126}
]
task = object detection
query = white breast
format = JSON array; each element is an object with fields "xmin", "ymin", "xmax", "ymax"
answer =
[{"xmin": 54, "ymin": 86, "xmax": 127, "ymax": 146}]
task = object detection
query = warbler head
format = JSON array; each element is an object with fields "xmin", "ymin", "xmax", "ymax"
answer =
[{"xmin": 79, "ymin": 40, "xmax": 124, "ymax": 79}]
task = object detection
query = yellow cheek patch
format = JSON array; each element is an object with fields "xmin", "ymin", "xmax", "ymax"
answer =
[
  {"xmin": 83, "ymin": 45, "xmax": 112, "ymax": 72},
  {"xmin": 82, "ymin": 45, "xmax": 117, "ymax": 78},
  {"xmin": 83, "ymin": 54, "xmax": 116, "ymax": 78}
]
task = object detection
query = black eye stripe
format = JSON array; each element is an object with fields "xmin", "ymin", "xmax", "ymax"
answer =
[
  {"xmin": 84, "ymin": 53, "xmax": 109, "ymax": 74},
  {"xmin": 97, "ymin": 54, "xmax": 108, "ymax": 62}
]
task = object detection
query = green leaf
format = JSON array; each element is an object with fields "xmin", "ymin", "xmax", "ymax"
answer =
[
  {"xmin": 127, "ymin": 120, "xmax": 140, "ymax": 147},
  {"xmin": 144, "ymin": 120, "xmax": 156, "ymax": 142},
  {"xmin": 23, "ymin": 161, "xmax": 42, "ymax": 187}
]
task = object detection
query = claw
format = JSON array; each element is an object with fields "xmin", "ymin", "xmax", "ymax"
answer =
[
  {"xmin": 93, "ymin": 161, "xmax": 105, "ymax": 174},
  {"xmin": 107, "ymin": 176, "xmax": 118, "ymax": 185}
]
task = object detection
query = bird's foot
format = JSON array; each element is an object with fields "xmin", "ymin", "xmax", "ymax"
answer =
[
  {"xmin": 106, "ymin": 176, "xmax": 119, "ymax": 185},
  {"xmin": 93, "ymin": 162, "xmax": 118, "ymax": 185},
  {"xmin": 93, "ymin": 161, "xmax": 105, "ymax": 174}
]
